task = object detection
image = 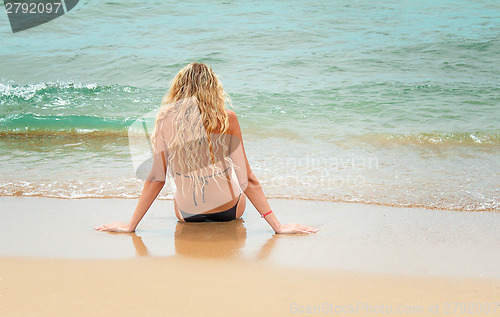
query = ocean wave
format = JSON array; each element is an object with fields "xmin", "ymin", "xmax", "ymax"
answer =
[
  {"xmin": 355, "ymin": 131, "xmax": 500, "ymax": 147},
  {"xmin": 265, "ymin": 195, "xmax": 500, "ymax": 212},
  {"xmin": 1, "ymin": 118, "xmax": 499, "ymax": 149},
  {"xmin": 0, "ymin": 81, "xmax": 101, "ymax": 100},
  {"xmin": 0, "ymin": 81, "xmax": 158, "ymax": 119},
  {"xmin": 0, "ymin": 113, "xmax": 136, "ymax": 134},
  {"xmin": 0, "ymin": 180, "xmax": 174, "ymax": 200}
]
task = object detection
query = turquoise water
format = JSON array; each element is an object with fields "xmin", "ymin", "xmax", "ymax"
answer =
[{"xmin": 0, "ymin": 0, "xmax": 499, "ymax": 210}]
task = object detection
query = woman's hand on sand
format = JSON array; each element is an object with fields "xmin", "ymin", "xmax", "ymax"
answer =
[
  {"xmin": 275, "ymin": 223, "xmax": 318, "ymax": 234},
  {"xmin": 94, "ymin": 222, "xmax": 134, "ymax": 233}
]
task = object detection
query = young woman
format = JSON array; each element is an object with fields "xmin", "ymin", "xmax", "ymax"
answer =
[{"xmin": 95, "ymin": 63, "xmax": 318, "ymax": 234}]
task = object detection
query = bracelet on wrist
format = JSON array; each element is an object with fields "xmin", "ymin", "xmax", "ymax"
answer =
[{"xmin": 261, "ymin": 210, "xmax": 273, "ymax": 218}]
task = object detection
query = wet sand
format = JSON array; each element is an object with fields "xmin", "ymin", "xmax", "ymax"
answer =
[{"xmin": 1, "ymin": 197, "xmax": 500, "ymax": 316}]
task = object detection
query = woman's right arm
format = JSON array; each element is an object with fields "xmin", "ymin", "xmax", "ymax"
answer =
[{"xmin": 228, "ymin": 110, "xmax": 318, "ymax": 234}]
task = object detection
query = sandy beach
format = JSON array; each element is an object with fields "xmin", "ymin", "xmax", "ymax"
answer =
[{"xmin": 1, "ymin": 197, "xmax": 499, "ymax": 316}]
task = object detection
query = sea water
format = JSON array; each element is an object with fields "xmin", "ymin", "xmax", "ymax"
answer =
[{"xmin": 0, "ymin": 0, "xmax": 499, "ymax": 210}]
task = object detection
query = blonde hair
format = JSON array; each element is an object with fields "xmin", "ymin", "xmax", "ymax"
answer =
[{"xmin": 150, "ymin": 63, "xmax": 232, "ymax": 193}]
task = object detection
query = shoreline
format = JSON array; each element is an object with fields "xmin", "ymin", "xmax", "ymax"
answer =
[{"xmin": 1, "ymin": 194, "xmax": 499, "ymax": 212}]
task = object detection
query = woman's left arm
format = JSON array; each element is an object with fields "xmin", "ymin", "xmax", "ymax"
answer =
[{"xmin": 95, "ymin": 180, "xmax": 165, "ymax": 233}]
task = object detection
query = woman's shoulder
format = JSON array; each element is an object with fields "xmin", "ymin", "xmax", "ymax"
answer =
[
  {"xmin": 225, "ymin": 108, "xmax": 237, "ymax": 122},
  {"xmin": 225, "ymin": 109, "xmax": 236, "ymax": 118},
  {"xmin": 224, "ymin": 109, "xmax": 240, "ymax": 134},
  {"xmin": 226, "ymin": 109, "xmax": 238, "ymax": 129}
]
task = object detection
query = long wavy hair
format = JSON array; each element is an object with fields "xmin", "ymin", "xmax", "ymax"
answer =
[{"xmin": 150, "ymin": 63, "xmax": 232, "ymax": 193}]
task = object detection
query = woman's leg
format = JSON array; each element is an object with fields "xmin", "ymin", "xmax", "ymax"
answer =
[
  {"xmin": 235, "ymin": 192, "xmax": 247, "ymax": 219},
  {"xmin": 174, "ymin": 200, "xmax": 186, "ymax": 222}
]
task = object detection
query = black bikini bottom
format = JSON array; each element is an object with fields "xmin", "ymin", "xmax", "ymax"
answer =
[{"xmin": 180, "ymin": 195, "xmax": 240, "ymax": 222}]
